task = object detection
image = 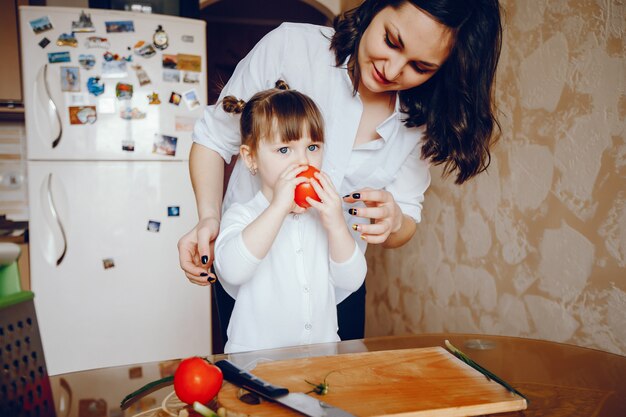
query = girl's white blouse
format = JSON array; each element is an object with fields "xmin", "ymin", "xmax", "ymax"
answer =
[{"xmin": 215, "ymin": 192, "xmax": 367, "ymax": 354}]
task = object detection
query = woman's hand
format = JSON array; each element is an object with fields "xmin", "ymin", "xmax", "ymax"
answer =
[
  {"xmin": 343, "ymin": 189, "xmax": 404, "ymax": 245},
  {"xmin": 307, "ymin": 171, "xmax": 346, "ymax": 232},
  {"xmin": 177, "ymin": 217, "xmax": 220, "ymax": 285}
]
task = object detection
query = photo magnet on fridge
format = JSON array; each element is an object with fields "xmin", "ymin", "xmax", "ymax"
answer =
[
  {"xmin": 102, "ymin": 258, "xmax": 115, "ymax": 269},
  {"xmin": 153, "ymin": 134, "xmax": 178, "ymax": 156},
  {"xmin": 183, "ymin": 89, "xmax": 201, "ymax": 110},
  {"xmin": 169, "ymin": 92, "xmax": 181, "ymax": 106},
  {"xmin": 120, "ymin": 107, "xmax": 146, "ymax": 120},
  {"xmin": 122, "ymin": 140, "xmax": 135, "ymax": 152},
  {"xmin": 115, "ymin": 82, "xmax": 133, "ymax": 100},
  {"xmin": 72, "ymin": 11, "xmax": 95, "ymax": 33},
  {"xmin": 147, "ymin": 220, "xmax": 161, "ymax": 232},
  {"xmin": 87, "ymin": 77, "xmax": 105, "ymax": 96},
  {"xmin": 78, "ymin": 54, "xmax": 96, "ymax": 70},
  {"xmin": 68, "ymin": 106, "xmax": 97, "ymax": 125},
  {"xmin": 60, "ymin": 67, "xmax": 81, "ymax": 92},
  {"xmin": 133, "ymin": 41, "xmax": 156, "ymax": 58},
  {"xmin": 133, "ymin": 65, "xmax": 151, "ymax": 86},
  {"xmin": 29, "ymin": 16, "xmax": 53, "ymax": 34},
  {"xmin": 181, "ymin": 35, "xmax": 194, "ymax": 43},
  {"xmin": 39, "ymin": 37, "xmax": 51, "ymax": 49},
  {"xmin": 162, "ymin": 54, "xmax": 177, "ymax": 69},
  {"xmin": 167, "ymin": 206, "xmax": 180, "ymax": 217},
  {"xmin": 163, "ymin": 69, "xmax": 180, "ymax": 83},
  {"xmin": 177, "ymin": 54, "xmax": 201, "ymax": 72},
  {"xmin": 182, "ymin": 72, "xmax": 199, "ymax": 84},
  {"xmin": 85, "ymin": 36, "xmax": 110, "ymax": 49},
  {"xmin": 147, "ymin": 92, "xmax": 161, "ymax": 105},
  {"xmin": 175, "ymin": 116, "xmax": 195, "ymax": 131},
  {"xmin": 105, "ymin": 20, "xmax": 135, "ymax": 33},
  {"xmin": 56, "ymin": 33, "xmax": 78, "ymax": 48},
  {"xmin": 48, "ymin": 51, "xmax": 71, "ymax": 64},
  {"xmin": 102, "ymin": 60, "xmax": 128, "ymax": 78}
]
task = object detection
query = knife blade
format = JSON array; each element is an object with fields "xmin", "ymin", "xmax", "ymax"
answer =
[{"xmin": 215, "ymin": 359, "xmax": 356, "ymax": 417}]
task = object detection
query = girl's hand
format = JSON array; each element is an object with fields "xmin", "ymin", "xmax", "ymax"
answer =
[
  {"xmin": 343, "ymin": 189, "xmax": 403, "ymax": 244},
  {"xmin": 307, "ymin": 171, "xmax": 346, "ymax": 232},
  {"xmin": 270, "ymin": 164, "xmax": 308, "ymax": 215}
]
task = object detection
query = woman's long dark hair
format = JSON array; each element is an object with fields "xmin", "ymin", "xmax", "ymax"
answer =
[{"xmin": 331, "ymin": 0, "xmax": 503, "ymax": 184}]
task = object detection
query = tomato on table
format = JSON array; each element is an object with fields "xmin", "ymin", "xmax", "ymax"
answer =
[
  {"xmin": 174, "ymin": 357, "xmax": 223, "ymax": 405},
  {"xmin": 294, "ymin": 166, "xmax": 321, "ymax": 208}
]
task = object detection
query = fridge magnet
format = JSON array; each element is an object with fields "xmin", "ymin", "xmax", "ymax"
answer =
[
  {"xmin": 72, "ymin": 11, "xmax": 95, "ymax": 33},
  {"xmin": 105, "ymin": 20, "xmax": 135, "ymax": 33},
  {"xmin": 147, "ymin": 220, "xmax": 161, "ymax": 232},
  {"xmin": 115, "ymin": 82, "xmax": 133, "ymax": 100},
  {"xmin": 168, "ymin": 92, "xmax": 181, "ymax": 106},
  {"xmin": 103, "ymin": 51, "xmax": 132, "ymax": 62},
  {"xmin": 56, "ymin": 33, "xmax": 78, "ymax": 48},
  {"xmin": 60, "ymin": 67, "xmax": 81, "ymax": 92},
  {"xmin": 158, "ymin": 360, "xmax": 180, "ymax": 378},
  {"xmin": 133, "ymin": 41, "xmax": 156, "ymax": 58},
  {"xmin": 122, "ymin": 140, "xmax": 135, "ymax": 152},
  {"xmin": 87, "ymin": 77, "xmax": 105, "ymax": 96},
  {"xmin": 85, "ymin": 36, "xmax": 110, "ymax": 49},
  {"xmin": 102, "ymin": 60, "xmax": 127, "ymax": 78},
  {"xmin": 102, "ymin": 258, "xmax": 115, "ymax": 269},
  {"xmin": 177, "ymin": 54, "xmax": 202, "ymax": 72},
  {"xmin": 153, "ymin": 134, "xmax": 178, "ymax": 156},
  {"xmin": 132, "ymin": 65, "xmax": 151, "ymax": 86},
  {"xmin": 29, "ymin": 16, "xmax": 53, "ymax": 34},
  {"xmin": 147, "ymin": 92, "xmax": 161, "ymax": 105},
  {"xmin": 153, "ymin": 25, "xmax": 169, "ymax": 50},
  {"xmin": 182, "ymin": 71, "xmax": 200, "ymax": 84},
  {"xmin": 68, "ymin": 106, "xmax": 97, "ymax": 125},
  {"xmin": 128, "ymin": 366, "xmax": 143, "ymax": 379},
  {"xmin": 162, "ymin": 68, "xmax": 180, "ymax": 83},
  {"xmin": 78, "ymin": 54, "xmax": 96, "ymax": 70},
  {"xmin": 183, "ymin": 89, "xmax": 201, "ymax": 110},
  {"xmin": 162, "ymin": 54, "xmax": 177, "ymax": 69},
  {"xmin": 167, "ymin": 206, "xmax": 180, "ymax": 217},
  {"xmin": 175, "ymin": 116, "xmax": 195, "ymax": 131},
  {"xmin": 47, "ymin": 51, "xmax": 71, "ymax": 64},
  {"xmin": 38, "ymin": 37, "xmax": 51, "ymax": 49},
  {"xmin": 120, "ymin": 107, "xmax": 146, "ymax": 120},
  {"xmin": 181, "ymin": 35, "xmax": 194, "ymax": 43}
]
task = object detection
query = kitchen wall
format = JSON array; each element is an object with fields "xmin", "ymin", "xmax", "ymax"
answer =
[{"xmin": 365, "ymin": 0, "xmax": 626, "ymax": 356}]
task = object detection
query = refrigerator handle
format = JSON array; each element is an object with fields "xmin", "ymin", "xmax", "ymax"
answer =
[
  {"xmin": 46, "ymin": 173, "xmax": 68, "ymax": 266},
  {"xmin": 40, "ymin": 64, "xmax": 63, "ymax": 148}
]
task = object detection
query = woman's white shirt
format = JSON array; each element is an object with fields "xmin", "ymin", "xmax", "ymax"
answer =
[
  {"xmin": 214, "ymin": 191, "xmax": 367, "ymax": 354},
  {"xmin": 192, "ymin": 22, "xmax": 432, "ymax": 255}
]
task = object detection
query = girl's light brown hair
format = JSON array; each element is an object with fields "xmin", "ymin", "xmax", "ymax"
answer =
[{"xmin": 222, "ymin": 80, "xmax": 324, "ymax": 155}]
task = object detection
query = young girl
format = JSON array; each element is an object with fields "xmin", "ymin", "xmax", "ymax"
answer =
[{"xmin": 213, "ymin": 81, "xmax": 367, "ymax": 354}]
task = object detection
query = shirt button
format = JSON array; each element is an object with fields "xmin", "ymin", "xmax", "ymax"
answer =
[
  {"xmin": 293, "ymin": 214, "xmax": 299, "ymax": 220},
  {"xmin": 303, "ymin": 286, "xmax": 309, "ymax": 293},
  {"xmin": 304, "ymin": 323, "xmax": 312, "ymax": 331},
  {"xmin": 296, "ymin": 248, "xmax": 303, "ymax": 254}
]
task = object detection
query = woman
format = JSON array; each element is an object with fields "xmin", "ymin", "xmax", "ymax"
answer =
[{"xmin": 178, "ymin": 0, "xmax": 502, "ymax": 342}]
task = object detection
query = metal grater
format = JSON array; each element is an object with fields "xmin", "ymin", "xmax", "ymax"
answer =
[{"xmin": 0, "ymin": 296, "xmax": 56, "ymax": 417}]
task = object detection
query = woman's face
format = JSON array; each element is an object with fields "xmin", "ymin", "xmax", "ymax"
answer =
[{"xmin": 357, "ymin": 2, "xmax": 454, "ymax": 94}]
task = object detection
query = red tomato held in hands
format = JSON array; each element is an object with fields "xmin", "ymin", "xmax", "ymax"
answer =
[
  {"xmin": 294, "ymin": 166, "xmax": 321, "ymax": 208},
  {"xmin": 174, "ymin": 357, "xmax": 223, "ymax": 405}
]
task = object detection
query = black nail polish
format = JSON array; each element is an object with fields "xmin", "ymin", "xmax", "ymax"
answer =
[
  {"xmin": 201, "ymin": 255, "xmax": 208, "ymax": 264},
  {"xmin": 348, "ymin": 208, "xmax": 357, "ymax": 216},
  {"xmin": 200, "ymin": 272, "xmax": 208, "ymax": 277},
  {"xmin": 208, "ymin": 275, "xmax": 217, "ymax": 284},
  {"xmin": 352, "ymin": 193, "xmax": 360, "ymax": 199}
]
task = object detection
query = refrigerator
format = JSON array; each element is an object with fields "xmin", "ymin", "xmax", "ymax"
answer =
[{"xmin": 19, "ymin": 6, "xmax": 211, "ymax": 376}]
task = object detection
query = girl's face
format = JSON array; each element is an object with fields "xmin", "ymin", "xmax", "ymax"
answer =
[
  {"xmin": 357, "ymin": 2, "xmax": 454, "ymax": 94},
  {"xmin": 242, "ymin": 126, "xmax": 324, "ymax": 197}
]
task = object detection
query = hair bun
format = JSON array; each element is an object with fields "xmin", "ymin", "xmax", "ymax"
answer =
[
  {"xmin": 274, "ymin": 80, "xmax": 290, "ymax": 90},
  {"xmin": 222, "ymin": 95, "xmax": 246, "ymax": 114}
]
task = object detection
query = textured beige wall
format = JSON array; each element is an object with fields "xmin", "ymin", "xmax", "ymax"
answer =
[{"xmin": 365, "ymin": 0, "xmax": 626, "ymax": 355}]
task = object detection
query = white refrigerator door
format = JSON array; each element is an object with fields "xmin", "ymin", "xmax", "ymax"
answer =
[
  {"xmin": 28, "ymin": 160, "xmax": 211, "ymax": 375},
  {"xmin": 19, "ymin": 6, "xmax": 206, "ymax": 161}
]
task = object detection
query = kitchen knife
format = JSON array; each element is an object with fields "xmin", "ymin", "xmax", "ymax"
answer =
[{"xmin": 215, "ymin": 359, "xmax": 356, "ymax": 417}]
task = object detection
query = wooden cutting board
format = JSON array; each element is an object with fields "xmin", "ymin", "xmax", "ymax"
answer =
[{"xmin": 217, "ymin": 347, "xmax": 527, "ymax": 417}]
